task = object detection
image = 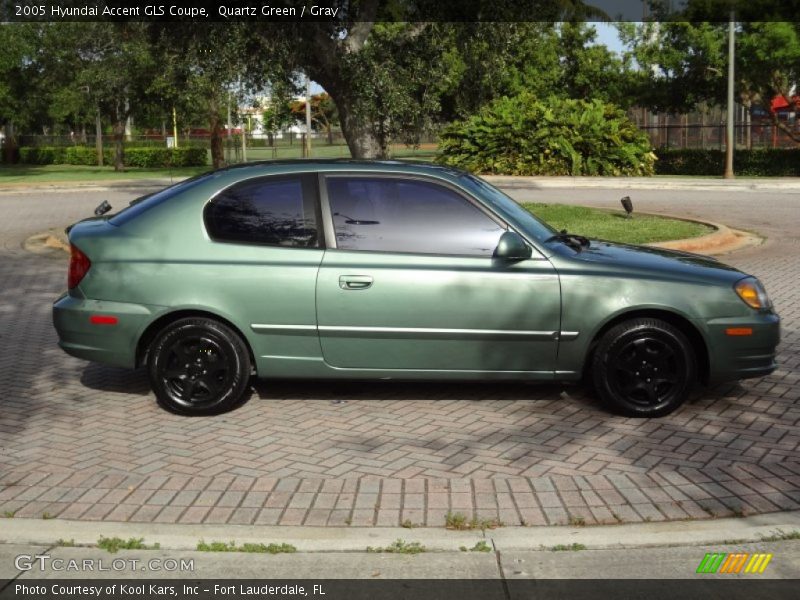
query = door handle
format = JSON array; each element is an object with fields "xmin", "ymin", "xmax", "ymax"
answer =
[{"xmin": 339, "ymin": 275, "xmax": 373, "ymax": 290}]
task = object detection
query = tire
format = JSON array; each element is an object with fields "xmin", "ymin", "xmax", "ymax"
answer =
[
  {"xmin": 147, "ymin": 317, "xmax": 251, "ymax": 415},
  {"xmin": 591, "ymin": 318, "xmax": 696, "ymax": 418}
]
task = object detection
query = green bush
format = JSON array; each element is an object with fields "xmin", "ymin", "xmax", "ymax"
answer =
[
  {"xmin": 18, "ymin": 146, "xmax": 65, "ymax": 164},
  {"xmin": 437, "ymin": 94, "xmax": 655, "ymax": 176},
  {"xmin": 656, "ymin": 148, "xmax": 800, "ymax": 176},
  {"xmin": 17, "ymin": 145, "xmax": 208, "ymax": 167},
  {"xmin": 124, "ymin": 147, "xmax": 172, "ymax": 168},
  {"xmin": 64, "ymin": 146, "xmax": 99, "ymax": 166},
  {"xmin": 170, "ymin": 146, "xmax": 208, "ymax": 167}
]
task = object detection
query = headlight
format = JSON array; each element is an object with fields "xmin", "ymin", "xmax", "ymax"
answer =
[{"xmin": 734, "ymin": 277, "xmax": 772, "ymax": 310}]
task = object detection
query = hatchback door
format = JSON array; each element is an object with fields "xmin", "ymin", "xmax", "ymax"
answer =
[{"xmin": 315, "ymin": 174, "xmax": 561, "ymax": 375}]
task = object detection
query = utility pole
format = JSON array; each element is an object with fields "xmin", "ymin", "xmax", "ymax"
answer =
[
  {"xmin": 304, "ymin": 73, "xmax": 312, "ymax": 158},
  {"xmin": 172, "ymin": 106, "xmax": 179, "ymax": 148},
  {"xmin": 227, "ymin": 93, "xmax": 232, "ymax": 140},
  {"xmin": 95, "ymin": 109, "xmax": 103, "ymax": 167},
  {"xmin": 724, "ymin": 11, "xmax": 735, "ymax": 179}
]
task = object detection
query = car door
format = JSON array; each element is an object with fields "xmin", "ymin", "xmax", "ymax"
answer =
[
  {"xmin": 202, "ymin": 173, "xmax": 324, "ymax": 376},
  {"xmin": 315, "ymin": 174, "xmax": 561, "ymax": 375}
]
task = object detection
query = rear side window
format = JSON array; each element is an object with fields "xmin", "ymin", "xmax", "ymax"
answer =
[{"xmin": 204, "ymin": 174, "xmax": 320, "ymax": 248}]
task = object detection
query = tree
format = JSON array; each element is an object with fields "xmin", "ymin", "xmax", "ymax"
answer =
[
  {"xmin": 619, "ymin": 20, "xmax": 800, "ymax": 143},
  {"xmin": 289, "ymin": 93, "xmax": 339, "ymax": 144},
  {"xmin": 261, "ymin": 81, "xmax": 295, "ymax": 146},
  {"xmin": 737, "ymin": 22, "xmax": 800, "ymax": 143},
  {"xmin": 245, "ymin": 0, "xmax": 602, "ymax": 158},
  {"xmin": 150, "ymin": 23, "xmax": 261, "ymax": 168},
  {"xmin": 617, "ymin": 21, "xmax": 728, "ymax": 114},
  {"xmin": 0, "ymin": 23, "xmax": 42, "ymax": 161},
  {"xmin": 557, "ymin": 22, "xmax": 635, "ymax": 108},
  {"xmin": 36, "ymin": 22, "xmax": 157, "ymax": 170}
]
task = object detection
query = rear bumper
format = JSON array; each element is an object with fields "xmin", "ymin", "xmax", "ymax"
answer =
[
  {"xmin": 52, "ymin": 292, "xmax": 160, "ymax": 368},
  {"xmin": 704, "ymin": 312, "xmax": 780, "ymax": 383}
]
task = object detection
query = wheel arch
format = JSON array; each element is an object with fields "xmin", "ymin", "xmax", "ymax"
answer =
[
  {"xmin": 136, "ymin": 308, "xmax": 257, "ymax": 371},
  {"xmin": 581, "ymin": 308, "xmax": 710, "ymax": 384}
]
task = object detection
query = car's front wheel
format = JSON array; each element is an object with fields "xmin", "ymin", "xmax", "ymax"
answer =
[
  {"xmin": 591, "ymin": 318, "xmax": 696, "ymax": 418},
  {"xmin": 147, "ymin": 317, "xmax": 251, "ymax": 415}
]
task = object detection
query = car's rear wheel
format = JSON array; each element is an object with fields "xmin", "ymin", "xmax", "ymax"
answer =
[
  {"xmin": 591, "ymin": 318, "xmax": 695, "ymax": 418},
  {"xmin": 147, "ymin": 317, "xmax": 251, "ymax": 415}
]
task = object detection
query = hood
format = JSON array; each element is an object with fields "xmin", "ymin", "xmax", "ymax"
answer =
[{"xmin": 551, "ymin": 238, "xmax": 745, "ymax": 285}]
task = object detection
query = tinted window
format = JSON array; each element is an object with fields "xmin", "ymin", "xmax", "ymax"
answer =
[
  {"xmin": 458, "ymin": 174, "xmax": 556, "ymax": 241},
  {"xmin": 326, "ymin": 177, "xmax": 504, "ymax": 256},
  {"xmin": 205, "ymin": 175, "xmax": 319, "ymax": 247}
]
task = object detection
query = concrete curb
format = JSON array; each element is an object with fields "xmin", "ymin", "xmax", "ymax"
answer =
[
  {"xmin": 485, "ymin": 175, "xmax": 800, "ymax": 193},
  {"xmin": 2, "ymin": 511, "xmax": 799, "ymax": 553},
  {"xmin": 638, "ymin": 212, "xmax": 762, "ymax": 255}
]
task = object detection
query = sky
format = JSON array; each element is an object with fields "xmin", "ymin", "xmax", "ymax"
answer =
[{"xmin": 593, "ymin": 22, "xmax": 627, "ymax": 55}]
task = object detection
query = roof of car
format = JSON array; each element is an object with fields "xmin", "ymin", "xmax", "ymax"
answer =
[{"xmin": 211, "ymin": 159, "xmax": 469, "ymax": 181}]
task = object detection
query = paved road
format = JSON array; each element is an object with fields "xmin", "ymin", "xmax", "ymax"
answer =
[{"xmin": 0, "ymin": 184, "xmax": 798, "ymax": 528}]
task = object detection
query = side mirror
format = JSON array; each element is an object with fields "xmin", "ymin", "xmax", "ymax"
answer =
[{"xmin": 493, "ymin": 231, "xmax": 532, "ymax": 261}]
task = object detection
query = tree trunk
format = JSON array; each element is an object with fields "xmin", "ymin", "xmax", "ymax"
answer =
[
  {"xmin": 2, "ymin": 123, "xmax": 18, "ymax": 163},
  {"xmin": 209, "ymin": 97, "xmax": 224, "ymax": 169},
  {"xmin": 113, "ymin": 118, "xmax": 125, "ymax": 171},
  {"xmin": 313, "ymin": 67, "xmax": 387, "ymax": 159},
  {"xmin": 336, "ymin": 98, "xmax": 386, "ymax": 159}
]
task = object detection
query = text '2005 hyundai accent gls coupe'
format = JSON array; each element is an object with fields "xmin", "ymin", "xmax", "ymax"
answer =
[{"xmin": 53, "ymin": 161, "xmax": 780, "ymax": 417}]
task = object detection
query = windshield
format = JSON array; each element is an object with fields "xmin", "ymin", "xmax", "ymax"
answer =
[
  {"xmin": 457, "ymin": 174, "xmax": 556, "ymax": 241},
  {"xmin": 109, "ymin": 172, "xmax": 215, "ymax": 226}
]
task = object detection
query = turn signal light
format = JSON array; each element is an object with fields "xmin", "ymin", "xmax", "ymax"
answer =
[
  {"xmin": 725, "ymin": 327, "xmax": 753, "ymax": 336},
  {"xmin": 734, "ymin": 277, "xmax": 771, "ymax": 310}
]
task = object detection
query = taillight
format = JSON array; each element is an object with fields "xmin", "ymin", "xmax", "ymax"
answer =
[{"xmin": 68, "ymin": 244, "xmax": 91, "ymax": 289}]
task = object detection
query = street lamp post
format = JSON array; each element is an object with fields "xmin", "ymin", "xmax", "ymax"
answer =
[
  {"xmin": 724, "ymin": 11, "xmax": 735, "ymax": 179},
  {"xmin": 305, "ymin": 73, "xmax": 312, "ymax": 158}
]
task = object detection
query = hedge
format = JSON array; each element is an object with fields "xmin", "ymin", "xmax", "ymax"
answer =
[
  {"xmin": 656, "ymin": 148, "xmax": 800, "ymax": 176},
  {"xmin": 16, "ymin": 145, "xmax": 208, "ymax": 168},
  {"xmin": 19, "ymin": 146, "xmax": 66, "ymax": 164}
]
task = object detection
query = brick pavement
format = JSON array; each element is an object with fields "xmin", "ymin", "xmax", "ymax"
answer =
[{"xmin": 0, "ymin": 186, "xmax": 798, "ymax": 528}]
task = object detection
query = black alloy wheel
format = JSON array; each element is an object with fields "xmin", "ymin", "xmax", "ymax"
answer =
[
  {"xmin": 592, "ymin": 318, "xmax": 696, "ymax": 418},
  {"xmin": 148, "ymin": 317, "xmax": 251, "ymax": 415}
]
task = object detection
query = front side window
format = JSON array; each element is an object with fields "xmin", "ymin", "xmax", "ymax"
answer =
[
  {"xmin": 205, "ymin": 175, "xmax": 319, "ymax": 247},
  {"xmin": 326, "ymin": 177, "xmax": 505, "ymax": 256}
]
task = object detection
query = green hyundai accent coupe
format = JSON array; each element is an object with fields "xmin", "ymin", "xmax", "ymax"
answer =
[{"xmin": 53, "ymin": 160, "xmax": 779, "ymax": 417}]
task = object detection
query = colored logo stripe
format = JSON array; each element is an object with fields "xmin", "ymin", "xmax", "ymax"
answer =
[
  {"xmin": 697, "ymin": 553, "xmax": 726, "ymax": 573},
  {"xmin": 696, "ymin": 553, "xmax": 773, "ymax": 574},
  {"xmin": 745, "ymin": 553, "xmax": 773, "ymax": 574}
]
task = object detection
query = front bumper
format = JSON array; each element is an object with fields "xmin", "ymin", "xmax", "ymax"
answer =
[
  {"xmin": 52, "ymin": 292, "xmax": 159, "ymax": 368},
  {"xmin": 704, "ymin": 312, "xmax": 781, "ymax": 383}
]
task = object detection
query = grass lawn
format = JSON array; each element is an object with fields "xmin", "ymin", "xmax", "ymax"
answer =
[
  {"xmin": 0, "ymin": 164, "xmax": 209, "ymax": 184},
  {"xmin": 523, "ymin": 202, "xmax": 713, "ymax": 245}
]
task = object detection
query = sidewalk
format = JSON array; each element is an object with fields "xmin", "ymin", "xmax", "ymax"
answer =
[
  {"xmin": 2, "ymin": 512, "xmax": 799, "ymax": 579},
  {"xmin": 5, "ymin": 174, "xmax": 800, "ymax": 194},
  {"xmin": 0, "ymin": 511, "xmax": 800, "ymax": 580}
]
